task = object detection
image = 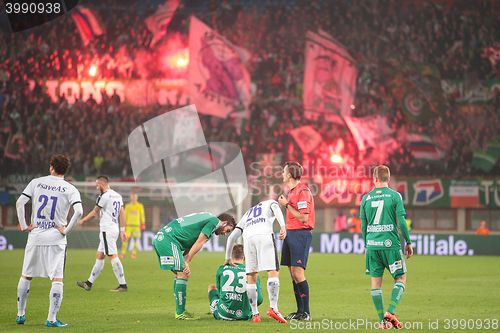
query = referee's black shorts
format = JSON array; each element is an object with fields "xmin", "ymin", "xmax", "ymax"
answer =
[{"xmin": 280, "ymin": 229, "xmax": 312, "ymax": 269}]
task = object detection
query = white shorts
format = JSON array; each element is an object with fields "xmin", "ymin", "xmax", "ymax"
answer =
[
  {"xmin": 243, "ymin": 234, "xmax": 279, "ymax": 273},
  {"xmin": 98, "ymin": 230, "xmax": 118, "ymax": 255},
  {"xmin": 22, "ymin": 244, "xmax": 66, "ymax": 279}
]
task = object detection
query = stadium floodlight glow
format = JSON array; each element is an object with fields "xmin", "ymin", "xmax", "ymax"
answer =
[
  {"xmin": 88, "ymin": 65, "xmax": 97, "ymax": 77},
  {"xmin": 330, "ymin": 153, "xmax": 344, "ymax": 164},
  {"xmin": 127, "ymin": 104, "xmax": 248, "ymax": 217}
]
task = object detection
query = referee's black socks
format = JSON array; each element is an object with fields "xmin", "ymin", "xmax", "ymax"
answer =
[{"xmin": 296, "ymin": 280, "xmax": 310, "ymax": 314}]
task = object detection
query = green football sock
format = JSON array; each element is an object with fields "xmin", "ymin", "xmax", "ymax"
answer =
[
  {"xmin": 387, "ymin": 282, "xmax": 405, "ymax": 314},
  {"xmin": 371, "ymin": 289, "xmax": 384, "ymax": 321},
  {"xmin": 174, "ymin": 278, "xmax": 188, "ymax": 315}
]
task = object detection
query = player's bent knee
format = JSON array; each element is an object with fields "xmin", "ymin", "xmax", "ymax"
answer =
[
  {"xmin": 52, "ymin": 277, "xmax": 63, "ymax": 282},
  {"xmin": 176, "ymin": 271, "xmax": 189, "ymax": 279},
  {"xmin": 395, "ymin": 274, "xmax": 406, "ymax": 283},
  {"xmin": 21, "ymin": 275, "xmax": 32, "ymax": 281},
  {"xmin": 267, "ymin": 270, "xmax": 279, "ymax": 278},
  {"xmin": 96, "ymin": 252, "xmax": 105, "ymax": 260},
  {"xmin": 208, "ymin": 284, "xmax": 216, "ymax": 292}
]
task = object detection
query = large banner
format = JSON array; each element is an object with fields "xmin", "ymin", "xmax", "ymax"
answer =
[
  {"xmin": 1, "ymin": 231, "xmax": 499, "ymax": 256},
  {"xmin": 303, "ymin": 31, "xmax": 357, "ymax": 122},
  {"xmin": 30, "ymin": 79, "xmax": 188, "ymax": 107},
  {"xmin": 188, "ymin": 16, "xmax": 252, "ymax": 119}
]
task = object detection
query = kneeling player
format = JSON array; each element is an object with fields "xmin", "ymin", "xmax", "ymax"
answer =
[
  {"xmin": 153, "ymin": 212, "xmax": 235, "ymax": 319},
  {"xmin": 208, "ymin": 245, "xmax": 263, "ymax": 321},
  {"xmin": 225, "ymin": 199, "xmax": 287, "ymax": 323}
]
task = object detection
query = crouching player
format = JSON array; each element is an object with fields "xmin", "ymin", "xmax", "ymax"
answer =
[{"xmin": 208, "ymin": 245, "xmax": 263, "ymax": 321}]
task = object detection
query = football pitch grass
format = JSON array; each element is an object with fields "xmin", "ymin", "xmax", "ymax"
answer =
[{"xmin": 1, "ymin": 250, "xmax": 499, "ymax": 332}]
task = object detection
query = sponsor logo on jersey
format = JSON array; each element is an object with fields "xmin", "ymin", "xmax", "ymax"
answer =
[
  {"xmin": 37, "ymin": 183, "xmax": 67, "ymax": 192},
  {"xmin": 413, "ymin": 179, "xmax": 444, "ymax": 205},
  {"xmin": 297, "ymin": 201, "xmax": 308, "ymax": 209},
  {"xmin": 367, "ymin": 225, "xmax": 394, "ymax": 232},
  {"xmin": 36, "ymin": 221, "xmax": 56, "ymax": 229},
  {"xmin": 155, "ymin": 232, "xmax": 164, "ymax": 241},
  {"xmin": 389, "ymin": 260, "xmax": 402, "ymax": 273},
  {"xmin": 236, "ymin": 310, "xmax": 243, "ymax": 318},
  {"xmin": 367, "ymin": 240, "xmax": 384, "ymax": 246},
  {"xmin": 160, "ymin": 256, "xmax": 174, "ymax": 265},
  {"xmin": 384, "ymin": 239, "xmax": 393, "ymax": 247}
]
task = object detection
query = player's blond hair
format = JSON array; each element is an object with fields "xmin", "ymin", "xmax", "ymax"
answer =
[{"xmin": 373, "ymin": 165, "xmax": 390, "ymax": 182}]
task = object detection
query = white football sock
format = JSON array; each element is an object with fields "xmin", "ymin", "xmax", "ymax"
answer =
[
  {"xmin": 111, "ymin": 257, "xmax": 126, "ymax": 285},
  {"xmin": 88, "ymin": 259, "xmax": 104, "ymax": 284},
  {"xmin": 17, "ymin": 277, "xmax": 31, "ymax": 316},
  {"xmin": 47, "ymin": 282, "xmax": 63, "ymax": 322},
  {"xmin": 267, "ymin": 277, "xmax": 280, "ymax": 310},
  {"xmin": 246, "ymin": 284, "xmax": 259, "ymax": 315}
]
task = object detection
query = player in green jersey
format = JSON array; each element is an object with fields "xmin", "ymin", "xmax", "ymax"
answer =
[
  {"xmin": 152, "ymin": 212, "xmax": 236, "ymax": 320},
  {"xmin": 208, "ymin": 245, "xmax": 263, "ymax": 321},
  {"xmin": 360, "ymin": 165, "xmax": 413, "ymax": 329}
]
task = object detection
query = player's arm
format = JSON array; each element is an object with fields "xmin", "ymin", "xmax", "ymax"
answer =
[
  {"xmin": 59, "ymin": 202, "xmax": 83, "ymax": 235},
  {"xmin": 79, "ymin": 206, "xmax": 100, "ymax": 225},
  {"xmin": 16, "ymin": 181, "xmax": 35, "ymax": 232},
  {"xmin": 278, "ymin": 193, "xmax": 310, "ymax": 222},
  {"xmin": 16, "ymin": 194, "xmax": 34, "ymax": 232},
  {"xmin": 183, "ymin": 233, "xmax": 210, "ymax": 275},
  {"xmin": 360, "ymin": 198, "xmax": 367, "ymax": 244},
  {"xmin": 119, "ymin": 207, "xmax": 127, "ymax": 242},
  {"xmin": 395, "ymin": 194, "xmax": 413, "ymax": 258},
  {"xmin": 271, "ymin": 202, "xmax": 286, "ymax": 240},
  {"xmin": 225, "ymin": 219, "xmax": 244, "ymax": 263}
]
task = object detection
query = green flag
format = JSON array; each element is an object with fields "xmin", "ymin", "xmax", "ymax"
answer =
[{"xmin": 471, "ymin": 152, "xmax": 497, "ymax": 172}]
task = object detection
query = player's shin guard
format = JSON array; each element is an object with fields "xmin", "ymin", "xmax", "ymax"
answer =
[
  {"xmin": 387, "ymin": 282, "xmax": 405, "ymax": 314},
  {"xmin": 47, "ymin": 282, "xmax": 63, "ymax": 322},
  {"xmin": 174, "ymin": 278, "xmax": 188, "ymax": 315},
  {"xmin": 17, "ymin": 277, "xmax": 30, "ymax": 316},
  {"xmin": 267, "ymin": 277, "xmax": 280, "ymax": 310},
  {"xmin": 371, "ymin": 288, "xmax": 384, "ymax": 321},
  {"xmin": 111, "ymin": 257, "xmax": 126, "ymax": 285},
  {"xmin": 296, "ymin": 280, "xmax": 310, "ymax": 314},
  {"xmin": 88, "ymin": 259, "xmax": 104, "ymax": 284},
  {"xmin": 247, "ymin": 284, "xmax": 259, "ymax": 315},
  {"xmin": 292, "ymin": 281, "xmax": 303, "ymax": 313}
]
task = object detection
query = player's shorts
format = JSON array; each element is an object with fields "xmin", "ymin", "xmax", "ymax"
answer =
[
  {"xmin": 98, "ymin": 230, "xmax": 118, "ymax": 256},
  {"xmin": 22, "ymin": 244, "xmax": 66, "ymax": 279},
  {"xmin": 152, "ymin": 235, "xmax": 184, "ymax": 272},
  {"xmin": 243, "ymin": 234, "xmax": 279, "ymax": 273},
  {"xmin": 281, "ymin": 229, "xmax": 312, "ymax": 269},
  {"xmin": 125, "ymin": 226, "xmax": 141, "ymax": 239},
  {"xmin": 208, "ymin": 290, "xmax": 250, "ymax": 321},
  {"xmin": 365, "ymin": 248, "xmax": 407, "ymax": 279}
]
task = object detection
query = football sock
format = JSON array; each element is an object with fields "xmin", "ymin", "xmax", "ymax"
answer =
[
  {"xmin": 267, "ymin": 277, "xmax": 280, "ymax": 310},
  {"xmin": 174, "ymin": 278, "xmax": 188, "ymax": 315},
  {"xmin": 296, "ymin": 280, "xmax": 310, "ymax": 314},
  {"xmin": 88, "ymin": 259, "xmax": 104, "ymax": 284},
  {"xmin": 111, "ymin": 257, "xmax": 126, "ymax": 285},
  {"xmin": 246, "ymin": 284, "xmax": 259, "ymax": 315},
  {"xmin": 292, "ymin": 281, "xmax": 303, "ymax": 313},
  {"xmin": 17, "ymin": 277, "xmax": 30, "ymax": 316},
  {"xmin": 388, "ymin": 282, "xmax": 405, "ymax": 314},
  {"xmin": 371, "ymin": 288, "xmax": 384, "ymax": 321},
  {"xmin": 47, "ymin": 282, "xmax": 63, "ymax": 322}
]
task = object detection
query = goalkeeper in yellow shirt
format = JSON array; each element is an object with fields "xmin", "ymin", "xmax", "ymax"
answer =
[{"xmin": 120, "ymin": 192, "xmax": 145, "ymax": 259}]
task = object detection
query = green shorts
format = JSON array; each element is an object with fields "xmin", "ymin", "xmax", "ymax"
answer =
[
  {"xmin": 365, "ymin": 248, "xmax": 407, "ymax": 279},
  {"xmin": 152, "ymin": 235, "xmax": 184, "ymax": 272}
]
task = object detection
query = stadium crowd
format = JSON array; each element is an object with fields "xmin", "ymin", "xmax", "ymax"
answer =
[{"xmin": 0, "ymin": 0, "xmax": 499, "ymax": 178}]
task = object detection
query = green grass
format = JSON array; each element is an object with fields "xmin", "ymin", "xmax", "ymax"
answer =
[{"xmin": 1, "ymin": 250, "xmax": 499, "ymax": 332}]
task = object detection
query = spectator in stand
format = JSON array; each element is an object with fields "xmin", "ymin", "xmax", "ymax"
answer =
[{"xmin": 476, "ymin": 220, "xmax": 491, "ymax": 235}]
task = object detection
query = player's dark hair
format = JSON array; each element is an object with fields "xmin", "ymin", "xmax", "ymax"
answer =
[
  {"xmin": 50, "ymin": 154, "xmax": 70, "ymax": 175},
  {"xmin": 218, "ymin": 213, "xmax": 235, "ymax": 227},
  {"xmin": 285, "ymin": 161, "xmax": 303, "ymax": 180},
  {"xmin": 373, "ymin": 165, "xmax": 390, "ymax": 182},
  {"xmin": 96, "ymin": 175, "xmax": 109, "ymax": 183},
  {"xmin": 232, "ymin": 245, "xmax": 244, "ymax": 260}
]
